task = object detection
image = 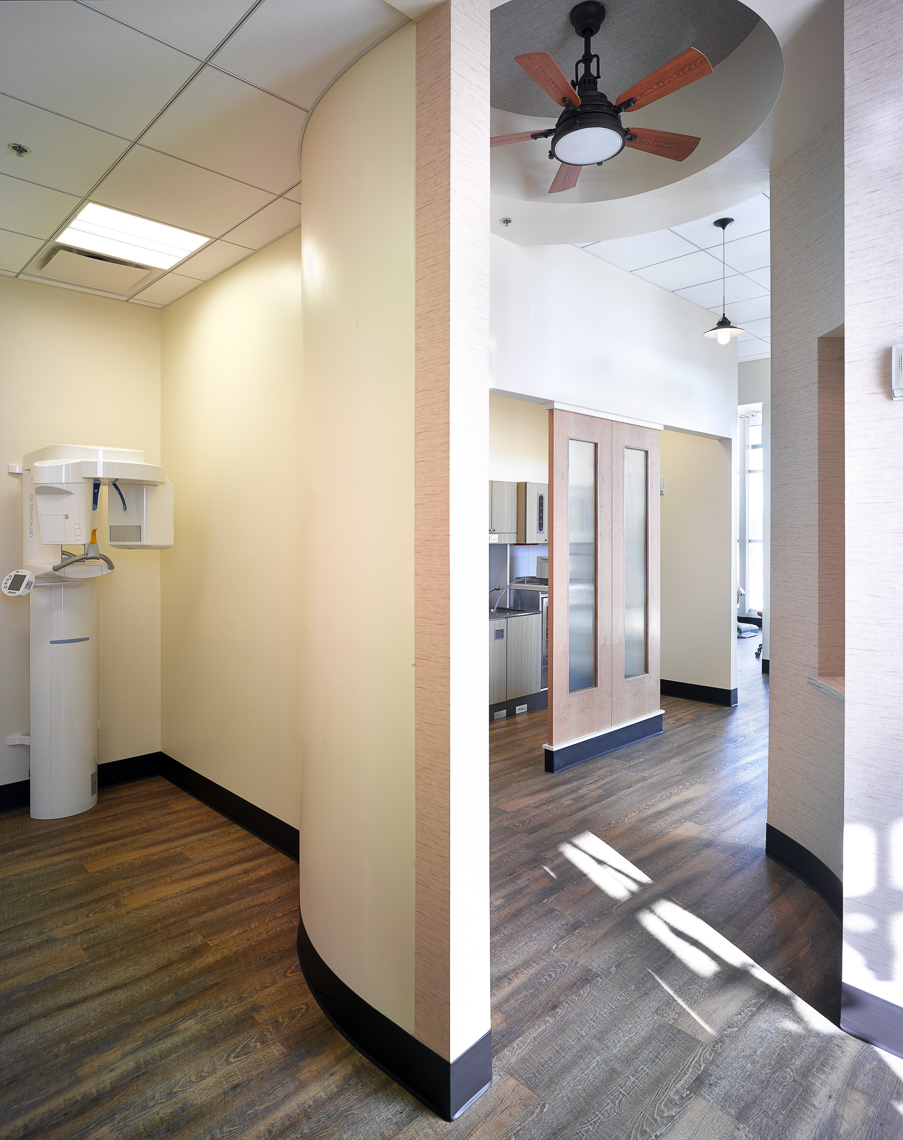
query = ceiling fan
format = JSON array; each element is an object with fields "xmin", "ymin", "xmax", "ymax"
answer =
[{"xmin": 491, "ymin": 1, "xmax": 713, "ymax": 194}]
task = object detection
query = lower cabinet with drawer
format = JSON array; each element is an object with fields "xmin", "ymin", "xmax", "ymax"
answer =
[{"xmin": 489, "ymin": 611, "xmax": 546, "ymax": 721}]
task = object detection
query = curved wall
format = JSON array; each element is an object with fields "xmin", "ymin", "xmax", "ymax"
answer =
[{"xmin": 298, "ymin": 22, "xmax": 418, "ymax": 1033}]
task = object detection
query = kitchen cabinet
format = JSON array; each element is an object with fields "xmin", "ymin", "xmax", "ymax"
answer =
[
  {"xmin": 489, "ymin": 619, "xmax": 508, "ymax": 704},
  {"xmin": 506, "ymin": 612, "xmax": 542, "ymax": 700},
  {"xmin": 517, "ymin": 481, "xmax": 549, "ymax": 544},
  {"xmin": 489, "ymin": 480, "xmax": 517, "ymax": 543}
]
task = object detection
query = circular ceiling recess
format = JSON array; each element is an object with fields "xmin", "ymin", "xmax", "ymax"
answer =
[{"xmin": 490, "ymin": 0, "xmax": 783, "ymax": 213}]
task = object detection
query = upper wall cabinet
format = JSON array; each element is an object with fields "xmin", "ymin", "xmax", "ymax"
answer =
[
  {"xmin": 489, "ymin": 481, "xmax": 517, "ymax": 543},
  {"xmin": 518, "ymin": 481, "xmax": 549, "ymax": 544}
]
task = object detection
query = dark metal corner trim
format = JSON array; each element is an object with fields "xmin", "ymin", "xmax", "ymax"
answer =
[{"xmin": 296, "ymin": 915, "xmax": 491, "ymax": 1121}]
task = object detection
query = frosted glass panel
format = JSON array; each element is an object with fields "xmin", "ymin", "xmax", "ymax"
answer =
[
  {"xmin": 624, "ymin": 448, "xmax": 647, "ymax": 678},
  {"xmin": 568, "ymin": 439, "xmax": 596, "ymax": 692}
]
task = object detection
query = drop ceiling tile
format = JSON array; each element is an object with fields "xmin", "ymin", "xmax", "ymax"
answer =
[
  {"xmin": 132, "ymin": 272, "xmax": 204, "ymax": 305},
  {"xmin": 676, "ymin": 273, "xmax": 767, "ymax": 309},
  {"xmin": 0, "ymin": 2, "xmax": 200, "ymax": 139},
  {"xmin": 633, "ymin": 249, "xmax": 724, "ymax": 291},
  {"xmin": 283, "ymin": 183, "xmax": 301, "ymax": 205},
  {"xmin": 581, "ymin": 228, "xmax": 698, "ymax": 272},
  {"xmin": 0, "ymin": 172, "xmax": 81, "ymax": 239},
  {"xmin": 141, "ymin": 67, "xmax": 305, "ymax": 193},
  {"xmin": 670, "ymin": 194, "xmax": 770, "ymax": 249},
  {"xmin": 175, "ymin": 239, "xmax": 253, "ymax": 279},
  {"xmin": 78, "ymin": 0, "xmax": 257, "ymax": 60},
  {"xmin": 746, "ymin": 267, "xmax": 770, "ymax": 289},
  {"xmin": 738, "ymin": 343, "xmax": 771, "ymax": 361},
  {"xmin": 0, "ymin": 227, "xmax": 44, "ymax": 272},
  {"xmin": 222, "ymin": 196, "xmax": 301, "ymax": 249},
  {"xmin": 210, "ymin": 0, "xmax": 405, "ymax": 108},
  {"xmin": 93, "ymin": 146, "xmax": 272, "ymax": 237},
  {"xmin": 709, "ymin": 294, "xmax": 771, "ymax": 324},
  {"xmin": 741, "ymin": 317, "xmax": 771, "ymax": 340},
  {"xmin": 0, "ymin": 94, "xmax": 131, "ymax": 197},
  {"xmin": 722, "ymin": 230, "xmax": 770, "ymax": 274}
]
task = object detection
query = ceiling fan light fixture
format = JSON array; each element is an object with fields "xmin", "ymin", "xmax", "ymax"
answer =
[{"xmin": 552, "ymin": 121, "xmax": 624, "ymax": 165}]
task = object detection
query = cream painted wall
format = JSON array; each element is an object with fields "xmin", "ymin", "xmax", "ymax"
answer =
[
  {"xmin": 490, "ymin": 237, "xmax": 738, "ymax": 441},
  {"xmin": 0, "ymin": 277, "xmax": 162, "ymax": 786},
  {"xmin": 488, "ymin": 394, "xmax": 548, "ymax": 482},
  {"xmin": 298, "ymin": 26, "xmax": 416, "ymax": 1032},
  {"xmin": 660, "ymin": 430, "xmax": 736, "ymax": 691},
  {"xmin": 160, "ymin": 231, "xmax": 303, "ymax": 829}
]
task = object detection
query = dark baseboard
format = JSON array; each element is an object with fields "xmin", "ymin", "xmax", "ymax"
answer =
[
  {"xmin": 544, "ymin": 713, "xmax": 664, "ymax": 773},
  {"xmin": 842, "ymin": 984, "xmax": 903, "ymax": 1060},
  {"xmin": 0, "ymin": 779, "xmax": 30, "ymax": 813},
  {"xmin": 160, "ymin": 755, "xmax": 299, "ymax": 863},
  {"xmin": 762, "ymin": 658, "xmax": 770, "ymax": 674},
  {"xmin": 765, "ymin": 823, "xmax": 842, "ymax": 919},
  {"xmin": 296, "ymin": 915, "xmax": 491, "ymax": 1120},
  {"xmin": 660, "ymin": 679, "xmax": 738, "ymax": 707},
  {"xmin": 490, "ymin": 689, "xmax": 548, "ymax": 722},
  {"xmin": 99, "ymin": 752, "xmax": 164, "ymax": 786}
]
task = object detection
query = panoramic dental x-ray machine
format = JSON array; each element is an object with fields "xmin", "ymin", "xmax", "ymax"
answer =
[{"xmin": 4, "ymin": 445, "xmax": 173, "ymax": 820}]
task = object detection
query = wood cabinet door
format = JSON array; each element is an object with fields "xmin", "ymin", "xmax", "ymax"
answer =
[
  {"xmin": 489, "ymin": 480, "xmax": 517, "ymax": 542},
  {"xmin": 506, "ymin": 613, "xmax": 541, "ymax": 700},
  {"xmin": 517, "ymin": 481, "xmax": 549, "ymax": 543}
]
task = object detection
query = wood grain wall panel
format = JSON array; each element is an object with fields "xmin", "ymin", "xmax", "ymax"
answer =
[
  {"xmin": 843, "ymin": 0, "xmax": 903, "ymax": 1006},
  {"xmin": 817, "ymin": 336, "xmax": 845, "ymax": 678},
  {"xmin": 768, "ymin": 114, "xmax": 844, "ymax": 879},
  {"xmin": 548, "ymin": 410, "xmax": 612, "ymax": 746},
  {"xmin": 414, "ymin": 0, "xmax": 491, "ymax": 1062},
  {"xmin": 610, "ymin": 421, "xmax": 661, "ymax": 726}
]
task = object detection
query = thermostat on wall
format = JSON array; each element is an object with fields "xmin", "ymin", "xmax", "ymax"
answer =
[
  {"xmin": 893, "ymin": 344, "xmax": 903, "ymax": 399},
  {"xmin": 2, "ymin": 569, "xmax": 35, "ymax": 597}
]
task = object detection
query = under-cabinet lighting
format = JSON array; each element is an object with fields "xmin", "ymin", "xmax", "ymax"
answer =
[{"xmin": 57, "ymin": 204, "xmax": 208, "ymax": 270}]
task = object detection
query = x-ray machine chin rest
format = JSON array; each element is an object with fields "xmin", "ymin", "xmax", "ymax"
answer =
[{"xmin": 4, "ymin": 445, "xmax": 173, "ymax": 820}]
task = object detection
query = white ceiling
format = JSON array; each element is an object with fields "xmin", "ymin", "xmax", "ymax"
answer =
[
  {"xmin": 577, "ymin": 192, "xmax": 771, "ymax": 361},
  {"xmin": 0, "ymin": 0, "xmax": 408, "ymax": 307}
]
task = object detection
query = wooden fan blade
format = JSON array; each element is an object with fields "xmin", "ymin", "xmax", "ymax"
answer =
[
  {"xmin": 490, "ymin": 129, "xmax": 554, "ymax": 148},
  {"xmin": 515, "ymin": 52, "xmax": 581, "ymax": 108},
  {"xmin": 549, "ymin": 163, "xmax": 581, "ymax": 194},
  {"xmin": 617, "ymin": 47, "xmax": 712, "ymax": 112},
  {"xmin": 625, "ymin": 127, "xmax": 701, "ymax": 161}
]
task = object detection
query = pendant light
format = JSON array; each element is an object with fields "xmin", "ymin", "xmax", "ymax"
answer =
[{"xmin": 704, "ymin": 217, "xmax": 744, "ymax": 345}]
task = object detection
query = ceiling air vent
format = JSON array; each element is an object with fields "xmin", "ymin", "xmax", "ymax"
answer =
[{"xmin": 33, "ymin": 248, "xmax": 155, "ymax": 294}]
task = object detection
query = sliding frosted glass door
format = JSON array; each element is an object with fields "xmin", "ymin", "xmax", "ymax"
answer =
[{"xmin": 549, "ymin": 411, "xmax": 660, "ymax": 749}]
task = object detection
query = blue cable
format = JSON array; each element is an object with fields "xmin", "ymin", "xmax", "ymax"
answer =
[{"xmin": 112, "ymin": 481, "xmax": 127, "ymax": 512}]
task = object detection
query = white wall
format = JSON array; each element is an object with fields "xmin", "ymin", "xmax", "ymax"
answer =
[
  {"xmin": 298, "ymin": 25, "xmax": 417, "ymax": 1033},
  {"xmin": 660, "ymin": 430, "xmax": 737, "ymax": 691},
  {"xmin": 0, "ymin": 277, "xmax": 162, "ymax": 786},
  {"xmin": 490, "ymin": 237, "xmax": 738, "ymax": 440},
  {"xmin": 160, "ymin": 231, "xmax": 303, "ymax": 829}
]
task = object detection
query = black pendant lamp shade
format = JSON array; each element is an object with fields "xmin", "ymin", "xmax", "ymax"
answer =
[{"xmin": 704, "ymin": 218, "xmax": 744, "ymax": 344}]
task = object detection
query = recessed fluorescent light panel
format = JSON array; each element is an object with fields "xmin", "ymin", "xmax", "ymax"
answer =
[{"xmin": 57, "ymin": 204, "xmax": 208, "ymax": 270}]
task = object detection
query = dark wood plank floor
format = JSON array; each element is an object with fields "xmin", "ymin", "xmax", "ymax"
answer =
[{"xmin": 1, "ymin": 639, "xmax": 901, "ymax": 1138}]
